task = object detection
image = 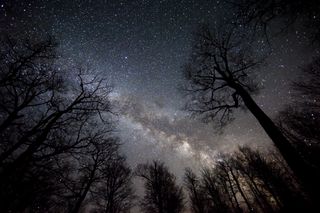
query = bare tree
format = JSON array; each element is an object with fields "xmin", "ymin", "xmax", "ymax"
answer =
[
  {"xmin": 184, "ymin": 24, "xmax": 259, "ymax": 127},
  {"xmin": 234, "ymin": 147, "xmax": 306, "ymax": 212},
  {"xmin": 0, "ymin": 35, "xmax": 134, "ymax": 213},
  {"xmin": 53, "ymin": 135, "xmax": 134, "ymax": 213},
  {"xmin": 185, "ymin": 147, "xmax": 309, "ymax": 213},
  {"xmin": 70, "ymin": 139, "xmax": 118, "ymax": 213},
  {"xmin": 184, "ymin": 169, "xmax": 208, "ymax": 213},
  {"xmin": 0, "ymin": 35, "xmax": 112, "ymax": 168},
  {"xmin": 92, "ymin": 156, "xmax": 135, "ymax": 213},
  {"xmin": 183, "ymin": 24, "xmax": 313, "ymax": 199},
  {"xmin": 136, "ymin": 161, "xmax": 185, "ymax": 213}
]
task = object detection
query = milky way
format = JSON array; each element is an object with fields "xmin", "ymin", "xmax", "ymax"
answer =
[{"xmin": 1, "ymin": 0, "xmax": 318, "ymax": 177}]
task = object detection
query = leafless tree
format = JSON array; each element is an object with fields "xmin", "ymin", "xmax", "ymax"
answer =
[
  {"xmin": 91, "ymin": 154, "xmax": 135, "ymax": 213},
  {"xmin": 52, "ymin": 136, "xmax": 134, "ymax": 213},
  {"xmin": 136, "ymin": 161, "xmax": 185, "ymax": 213},
  {"xmin": 185, "ymin": 147, "xmax": 309, "ymax": 213},
  {"xmin": 184, "ymin": 24, "xmax": 259, "ymax": 127},
  {"xmin": 0, "ymin": 35, "xmax": 112, "ymax": 168},
  {"xmin": 184, "ymin": 168, "xmax": 208, "ymax": 213},
  {"xmin": 0, "ymin": 35, "xmax": 134, "ymax": 213},
  {"xmin": 183, "ymin": 24, "xmax": 309, "ymax": 197}
]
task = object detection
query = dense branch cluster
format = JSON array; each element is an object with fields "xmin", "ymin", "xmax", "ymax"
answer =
[
  {"xmin": 184, "ymin": 25, "xmax": 259, "ymax": 125},
  {"xmin": 136, "ymin": 161, "xmax": 185, "ymax": 213},
  {"xmin": 184, "ymin": 147, "xmax": 308, "ymax": 213},
  {"xmin": 0, "ymin": 36, "xmax": 134, "ymax": 213}
]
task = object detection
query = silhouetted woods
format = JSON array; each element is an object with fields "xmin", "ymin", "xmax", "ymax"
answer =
[
  {"xmin": 184, "ymin": 147, "xmax": 309, "ymax": 213},
  {"xmin": 0, "ymin": 33, "xmax": 317, "ymax": 212},
  {"xmin": 183, "ymin": 4, "xmax": 320, "ymax": 208},
  {"xmin": 183, "ymin": 23, "xmax": 311, "ymax": 204},
  {"xmin": 0, "ymin": 35, "xmax": 134, "ymax": 212},
  {"xmin": 136, "ymin": 161, "xmax": 185, "ymax": 213},
  {"xmin": 1, "ymin": 0, "xmax": 319, "ymax": 212},
  {"xmin": 229, "ymin": 0, "xmax": 320, "ymax": 208}
]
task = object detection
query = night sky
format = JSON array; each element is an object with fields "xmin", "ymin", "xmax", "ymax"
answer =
[{"xmin": 1, "ymin": 0, "xmax": 318, "ymax": 178}]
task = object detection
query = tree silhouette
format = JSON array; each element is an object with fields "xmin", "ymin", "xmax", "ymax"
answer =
[
  {"xmin": 91, "ymin": 154, "xmax": 135, "ymax": 213},
  {"xmin": 184, "ymin": 169, "xmax": 207, "ymax": 213},
  {"xmin": 183, "ymin": 24, "xmax": 309, "ymax": 198},
  {"xmin": 234, "ymin": 147, "xmax": 307, "ymax": 212},
  {"xmin": 0, "ymin": 35, "xmax": 112, "ymax": 168},
  {"xmin": 184, "ymin": 147, "xmax": 308, "ymax": 213},
  {"xmin": 136, "ymin": 161, "xmax": 185, "ymax": 213},
  {"xmin": 0, "ymin": 35, "xmax": 134, "ymax": 213},
  {"xmin": 185, "ymin": 167, "xmax": 231, "ymax": 213},
  {"xmin": 53, "ymin": 136, "xmax": 134, "ymax": 213}
]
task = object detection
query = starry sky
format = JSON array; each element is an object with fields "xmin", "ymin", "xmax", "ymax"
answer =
[{"xmin": 1, "ymin": 0, "xmax": 318, "ymax": 178}]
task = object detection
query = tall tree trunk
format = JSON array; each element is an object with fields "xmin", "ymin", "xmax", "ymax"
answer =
[
  {"xmin": 70, "ymin": 162, "xmax": 97, "ymax": 213},
  {"xmin": 229, "ymin": 168, "xmax": 253, "ymax": 212},
  {"xmin": 225, "ymin": 171, "xmax": 242, "ymax": 213},
  {"xmin": 234, "ymin": 83, "xmax": 320, "ymax": 204},
  {"xmin": 244, "ymin": 172, "xmax": 274, "ymax": 212}
]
